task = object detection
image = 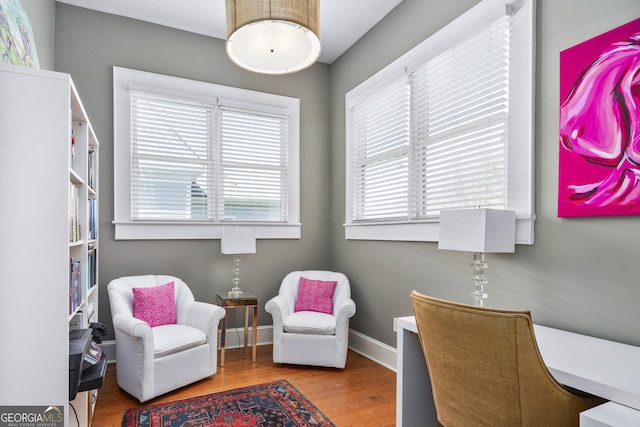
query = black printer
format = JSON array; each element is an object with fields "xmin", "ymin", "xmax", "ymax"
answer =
[{"xmin": 69, "ymin": 328, "xmax": 108, "ymax": 401}]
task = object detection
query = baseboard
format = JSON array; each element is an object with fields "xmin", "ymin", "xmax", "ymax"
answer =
[
  {"xmin": 348, "ymin": 329, "xmax": 397, "ymax": 371},
  {"xmin": 99, "ymin": 326, "xmax": 398, "ymax": 372},
  {"xmin": 100, "ymin": 339, "xmax": 117, "ymax": 363}
]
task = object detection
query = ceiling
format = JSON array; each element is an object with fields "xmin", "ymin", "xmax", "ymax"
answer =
[{"xmin": 54, "ymin": 0, "xmax": 403, "ymax": 64}]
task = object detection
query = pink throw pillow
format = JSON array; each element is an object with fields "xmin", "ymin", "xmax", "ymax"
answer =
[
  {"xmin": 294, "ymin": 277, "xmax": 337, "ymax": 314},
  {"xmin": 132, "ymin": 281, "xmax": 177, "ymax": 327}
]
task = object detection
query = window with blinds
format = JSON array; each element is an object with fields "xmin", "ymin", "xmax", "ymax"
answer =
[
  {"xmin": 345, "ymin": 0, "xmax": 535, "ymax": 243},
  {"xmin": 219, "ymin": 107, "xmax": 289, "ymax": 222},
  {"xmin": 415, "ymin": 16, "xmax": 510, "ymax": 217},
  {"xmin": 131, "ymin": 92, "xmax": 214, "ymax": 221},
  {"xmin": 130, "ymin": 92, "xmax": 289, "ymax": 223},
  {"xmin": 351, "ymin": 77, "xmax": 411, "ymax": 221},
  {"xmin": 114, "ymin": 67, "xmax": 300, "ymax": 240},
  {"xmin": 350, "ymin": 17, "xmax": 509, "ymax": 222}
]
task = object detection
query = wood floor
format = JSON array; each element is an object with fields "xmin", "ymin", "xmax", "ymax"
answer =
[{"xmin": 91, "ymin": 344, "xmax": 397, "ymax": 427}]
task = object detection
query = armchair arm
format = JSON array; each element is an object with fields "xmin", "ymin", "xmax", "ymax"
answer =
[
  {"xmin": 265, "ymin": 294, "xmax": 291, "ymax": 333},
  {"xmin": 187, "ymin": 301, "xmax": 226, "ymax": 337},
  {"xmin": 334, "ymin": 297, "xmax": 356, "ymax": 336},
  {"xmin": 111, "ymin": 313, "xmax": 155, "ymax": 401},
  {"xmin": 112, "ymin": 313, "xmax": 153, "ymax": 339},
  {"xmin": 335, "ymin": 297, "xmax": 356, "ymax": 320}
]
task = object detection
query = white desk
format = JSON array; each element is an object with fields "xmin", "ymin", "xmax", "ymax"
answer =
[
  {"xmin": 395, "ymin": 316, "xmax": 640, "ymax": 427},
  {"xmin": 581, "ymin": 402, "xmax": 640, "ymax": 427}
]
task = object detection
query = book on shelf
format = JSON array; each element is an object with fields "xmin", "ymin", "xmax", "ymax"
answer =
[
  {"xmin": 70, "ymin": 126, "xmax": 76, "ymax": 170},
  {"xmin": 69, "ymin": 182, "xmax": 81, "ymax": 242},
  {"xmin": 68, "ymin": 311, "xmax": 84, "ymax": 331},
  {"xmin": 88, "ymin": 198, "xmax": 97, "ymax": 240},
  {"xmin": 87, "ymin": 244, "xmax": 97, "ymax": 290},
  {"xmin": 69, "ymin": 257, "xmax": 82, "ymax": 314},
  {"xmin": 88, "ymin": 149, "xmax": 96, "ymax": 190}
]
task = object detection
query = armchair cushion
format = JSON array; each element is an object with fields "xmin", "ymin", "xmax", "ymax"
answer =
[
  {"xmin": 153, "ymin": 324, "xmax": 207, "ymax": 358},
  {"xmin": 294, "ymin": 277, "xmax": 337, "ymax": 314},
  {"xmin": 284, "ymin": 311, "xmax": 336, "ymax": 335},
  {"xmin": 132, "ymin": 281, "xmax": 177, "ymax": 327}
]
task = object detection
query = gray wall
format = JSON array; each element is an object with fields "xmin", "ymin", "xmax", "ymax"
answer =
[
  {"xmin": 44, "ymin": 0, "xmax": 640, "ymax": 347},
  {"xmin": 54, "ymin": 4, "xmax": 332, "ymax": 340},
  {"xmin": 20, "ymin": 0, "xmax": 55, "ymax": 70},
  {"xmin": 331, "ymin": 0, "xmax": 640, "ymax": 347}
]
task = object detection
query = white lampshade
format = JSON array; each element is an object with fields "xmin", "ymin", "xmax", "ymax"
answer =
[
  {"xmin": 438, "ymin": 209, "xmax": 516, "ymax": 253},
  {"xmin": 225, "ymin": 0, "xmax": 321, "ymax": 75},
  {"xmin": 221, "ymin": 227, "xmax": 256, "ymax": 254}
]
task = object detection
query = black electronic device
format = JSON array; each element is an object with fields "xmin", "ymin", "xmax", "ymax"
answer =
[
  {"xmin": 69, "ymin": 329, "xmax": 107, "ymax": 400},
  {"xmin": 89, "ymin": 322, "xmax": 107, "ymax": 343},
  {"xmin": 84, "ymin": 341, "xmax": 103, "ymax": 367}
]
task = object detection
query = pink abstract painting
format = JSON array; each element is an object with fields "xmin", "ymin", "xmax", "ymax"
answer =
[{"xmin": 558, "ymin": 17, "xmax": 640, "ymax": 217}]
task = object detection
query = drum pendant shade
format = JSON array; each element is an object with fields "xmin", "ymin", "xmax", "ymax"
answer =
[{"xmin": 225, "ymin": 0, "xmax": 321, "ymax": 75}]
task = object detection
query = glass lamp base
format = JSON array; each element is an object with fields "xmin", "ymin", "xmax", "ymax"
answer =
[
  {"xmin": 228, "ymin": 255, "xmax": 243, "ymax": 297},
  {"xmin": 470, "ymin": 252, "xmax": 489, "ymax": 307},
  {"xmin": 228, "ymin": 287, "xmax": 243, "ymax": 297}
]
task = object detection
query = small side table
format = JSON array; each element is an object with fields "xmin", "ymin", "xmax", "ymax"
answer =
[{"xmin": 215, "ymin": 291, "xmax": 258, "ymax": 367}]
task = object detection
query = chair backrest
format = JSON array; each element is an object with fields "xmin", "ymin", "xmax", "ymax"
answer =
[
  {"xmin": 107, "ymin": 275, "xmax": 195, "ymax": 324},
  {"xmin": 410, "ymin": 291, "xmax": 600, "ymax": 426},
  {"xmin": 279, "ymin": 271, "xmax": 351, "ymax": 314}
]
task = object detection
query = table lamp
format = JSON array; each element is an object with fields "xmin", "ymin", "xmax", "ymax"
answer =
[
  {"xmin": 221, "ymin": 227, "xmax": 256, "ymax": 296},
  {"xmin": 438, "ymin": 208, "xmax": 516, "ymax": 306}
]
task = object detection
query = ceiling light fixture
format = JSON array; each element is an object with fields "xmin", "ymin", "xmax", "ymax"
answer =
[{"xmin": 225, "ymin": 0, "xmax": 321, "ymax": 75}]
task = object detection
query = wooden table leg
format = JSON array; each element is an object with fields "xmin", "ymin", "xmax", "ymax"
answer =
[
  {"xmin": 244, "ymin": 306, "xmax": 249, "ymax": 351},
  {"xmin": 252, "ymin": 305, "xmax": 257, "ymax": 363}
]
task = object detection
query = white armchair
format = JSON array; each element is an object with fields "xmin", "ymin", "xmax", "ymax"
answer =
[
  {"xmin": 107, "ymin": 275, "xmax": 225, "ymax": 402},
  {"xmin": 265, "ymin": 271, "xmax": 356, "ymax": 369}
]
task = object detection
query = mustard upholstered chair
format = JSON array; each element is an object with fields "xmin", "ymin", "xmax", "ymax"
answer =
[
  {"xmin": 410, "ymin": 291, "xmax": 605, "ymax": 426},
  {"xmin": 107, "ymin": 275, "xmax": 225, "ymax": 402}
]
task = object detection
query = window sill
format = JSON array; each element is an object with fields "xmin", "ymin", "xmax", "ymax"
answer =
[
  {"xmin": 113, "ymin": 221, "xmax": 301, "ymax": 240},
  {"xmin": 344, "ymin": 216, "xmax": 535, "ymax": 244}
]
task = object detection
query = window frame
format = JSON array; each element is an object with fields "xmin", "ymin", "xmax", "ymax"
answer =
[
  {"xmin": 345, "ymin": 0, "xmax": 535, "ymax": 244},
  {"xmin": 113, "ymin": 66, "xmax": 301, "ymax": 240}
]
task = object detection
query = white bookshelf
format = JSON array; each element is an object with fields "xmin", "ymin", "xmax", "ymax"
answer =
[{"xmin": 0, "ymin": 64, "xmax": 99, "ymax": 427}]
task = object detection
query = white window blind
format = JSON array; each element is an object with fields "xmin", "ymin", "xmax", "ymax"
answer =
[
  {"xmin": 219, "ymin": 107, "xmax": 289, "ymax": 222},
  {"xmin": 345, "ymin": 0, "xmax": 535, "ymax": 243},
  {"xmin": 350, "ymin": 17, "xmax": 509, "ymax": 223},
  {"xmin": 351, "ymin": 77, "xmax": 411, "ymax": 221},
  {"xmin": 114, "ymin": 67, "xmax": 301, "ymax": 240},
  {"xmin": 131, "ymin": 91, "xmax": 214, "ymax": 221},
  {"xmin": 415, "ymin": 16, "xmax": 510, "ymax": 217},
  {"xmin": 129, "ymin": 92, "xmax": 290, "ymax": 223}
]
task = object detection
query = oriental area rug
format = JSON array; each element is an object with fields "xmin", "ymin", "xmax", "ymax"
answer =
[{"xmin": 121, "ymin": 379, "xmax": 336, "ymax": 427}]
